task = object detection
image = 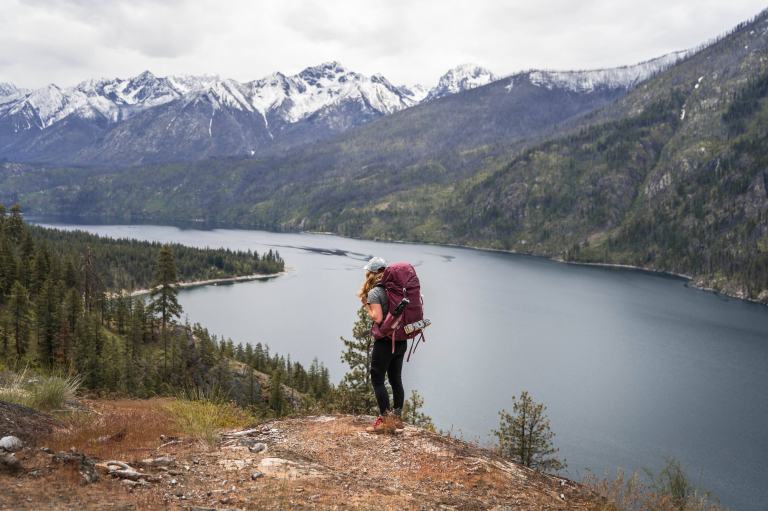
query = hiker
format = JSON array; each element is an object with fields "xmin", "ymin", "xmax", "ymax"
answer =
[{"xmin": 358, "ymin": 256, "xmax": 407, "ymax": 433}]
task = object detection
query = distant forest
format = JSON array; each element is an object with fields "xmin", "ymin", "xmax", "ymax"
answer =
[{"xmin": 0, "ymin": 204, "xmax": 334, "ymax": 412}]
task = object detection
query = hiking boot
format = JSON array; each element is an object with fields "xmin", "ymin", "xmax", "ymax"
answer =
[
  {"xmin": 387, "ymin": 410, "xmax": 405, "ymax": 430},
  {"xmin": 365, "ymin": 416, "xmax": 386, "ymax": 434}
]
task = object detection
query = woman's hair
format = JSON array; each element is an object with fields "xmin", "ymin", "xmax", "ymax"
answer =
[{"xmin": 358, "ymin": 269, "xmax": 384, "ymax": 304}]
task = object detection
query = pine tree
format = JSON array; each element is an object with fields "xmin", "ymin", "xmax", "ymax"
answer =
[
  {"xmin": 82, "ymin": 246, "xmax": 102, "ymax": 313},
  {"xmin": 8, "ymin": 281, "xmax": 31, "ymax": 359},
  {"xmin": 402, "ymin": 389, "xmax": 435, "ymax": 430},
  {"xmin": 148, "ymin": 245, "xmax": 182, "ymax": 372},
  {"xmin": 7, "ymin": 204, "xmax": 24, "ymax": 243},
  {"xmin": 337, "ymin": 307, "xmax": 377, "ymax": 414},
  {"xmin": 53, "ymin": 311, "xmax": 72, "ymax": 367},
  {"xmin": 35, "ymin": 278, "xmax": 58, "ymax": 367},
  {"xmin": 269, "ymin": 368, "xmax": 285, "ymax": 417},
  {"xmin": 0, "ymin": 231, "xmax": 17, "ymax": 299},
  {"xmin": 493, "ymin": 391, "xmax": 566, "ymax": 472}
]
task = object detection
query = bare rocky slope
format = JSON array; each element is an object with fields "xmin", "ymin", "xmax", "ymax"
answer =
[{"xmin": 1, "ymin": 399, "xmax": 598, "ymax": 510}]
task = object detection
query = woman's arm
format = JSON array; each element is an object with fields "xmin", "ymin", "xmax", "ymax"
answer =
[{"xmin": 366, "ymin": 303, "xmax": 384, "ymax": 324}]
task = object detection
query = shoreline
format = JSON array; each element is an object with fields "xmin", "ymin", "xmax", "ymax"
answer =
[
  {"xmin": 33, "ymin": 217, "xmax": 765, "ymax": 307},
  {"xmin": 304, "ymin": 230, "xmax": 767, "ymax": 307},
  {"xmin": 123, "ymin": 269, "xmax": 289, "ymax": 297}
]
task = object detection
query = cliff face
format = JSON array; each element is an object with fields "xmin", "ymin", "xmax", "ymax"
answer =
[{"xmin": 1, "ymin": 399, "xmax": 597, "ymax": 510}]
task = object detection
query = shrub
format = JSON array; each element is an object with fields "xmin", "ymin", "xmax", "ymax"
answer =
[
  {"xmin": 164, "ymin": 398, "xmax": 252, "ymax": 445},
  {"xmin": 584, "ymin": 459, "xmax": 724, "ymax": 511},
  {"xmin": 0, "ymin": 369, "xmax": 81, "ymax": 411}
]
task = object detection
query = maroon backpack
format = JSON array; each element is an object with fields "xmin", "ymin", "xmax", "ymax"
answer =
[{"xmin": 371, "ymin": 262, "xmax": 426, "ymax": 361}]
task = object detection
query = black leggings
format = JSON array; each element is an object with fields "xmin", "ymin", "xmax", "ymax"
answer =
[{"xmin": 370, "ymin": 339, "xmax": 407, "ymax": 415}]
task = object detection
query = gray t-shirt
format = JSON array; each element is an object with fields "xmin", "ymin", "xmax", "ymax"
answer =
[{"xmin": 367, "ymin": 286, "xmax": 389, "ymax": 318}]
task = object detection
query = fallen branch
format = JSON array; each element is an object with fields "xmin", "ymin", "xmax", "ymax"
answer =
[
  {"xmin": 221, "ymin": 428, "xmax": 261, "ymax": 438},
  {"xmin": 97, "ymin": 460, "xmax": 160, "ymax": 482}
]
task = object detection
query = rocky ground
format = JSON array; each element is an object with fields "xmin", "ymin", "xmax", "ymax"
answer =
[{"xmin": 0, "ymin": 400, "xmax": 601, "ymax": 510}]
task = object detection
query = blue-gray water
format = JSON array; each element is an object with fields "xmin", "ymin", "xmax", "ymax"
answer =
[{"xmin": 39, "ymin": 222, "xmax": 768, "ymax": 510}]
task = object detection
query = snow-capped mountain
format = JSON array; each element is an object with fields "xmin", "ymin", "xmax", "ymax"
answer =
[
  {"xmin": 247, "ymin": 61, "xmax": 420, "ymax": 124},
  {"xmin": 522, "ymin": 51, "xmax": 690, "ymax": 93},
  {"xmin": 425, "ymin": 64, "xmax": 496, "ymax": 101},
  {"xmin": 0, "ymin": 83, "xmax": 26, "ymax": 103},
  {"xmin": 0, "ymin": 62, "xmax": 431, "ymax": 164},
  {"xmin": 0, "ymin": 62, "xmax": 420, "ymax": 136},
  {"xmin": 0, "ymin": 53, "xmax": 688, "ymax": 165}
]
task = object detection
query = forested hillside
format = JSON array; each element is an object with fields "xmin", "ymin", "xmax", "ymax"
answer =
[
  {"xmin": 0, "ymin": 205, "xmax": 330, "ymax": 412},
  {"xmin": 28, "ymin": 222, "xmax": 284, "ymax": 291},
  {"xmin": 447, "ymin": 12, "xmax": 768, "ymax": 300}
]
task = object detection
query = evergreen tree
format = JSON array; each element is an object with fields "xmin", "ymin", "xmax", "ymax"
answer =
[
  {"xmin": 0, "ymin": 232, "xmax": 17, "ymax": 298},
  {"xmin": 148, "ymin": 245, "xmax": 182, "ymax": 372},
  {"xmin": 493, "ymin": 391, "xmax": 566, "ymax": 472},
  {"xmin": 35, "ymin": 278, "xmax": 58, "ymax": 367},
  {"xmin": 7, "ymin": 204, "xmax": 24, "ymax": 243},
  {"xmin": 269, "ymin": 368, "xmax": 285, "ymax": 417},
  {"xmin": 8, "ymin": 281, "xmax": 31, "ymax": 359},
  {"xmin": 337, "ymin": 307, "xmax": 376, "ymax": 414},
  {"xmin": 402, "ymin": 389, "xmax": 435, "ymax": 430},
  {"xmin": 53, "ymin": 311, "xmax": 72, "ymax": 367}
]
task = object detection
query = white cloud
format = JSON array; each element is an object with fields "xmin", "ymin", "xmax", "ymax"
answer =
[{"xmin": 0, "ymin": 0, "xmax": 766, "ymax": 88}]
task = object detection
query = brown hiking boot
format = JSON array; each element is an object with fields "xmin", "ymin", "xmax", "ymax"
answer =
[{"xmin": 387, "ymin": 412, "xmax": 405, "ymax": 430}]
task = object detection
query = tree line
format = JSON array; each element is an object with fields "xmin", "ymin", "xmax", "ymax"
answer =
[{"xmin": 0, "ymin": 204, "xmax": 331, "ymax": 416}]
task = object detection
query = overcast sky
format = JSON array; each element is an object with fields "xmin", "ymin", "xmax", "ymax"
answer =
[{"xmin": 1, "ymin": 0, "xmax": 766, "ymax": 89}]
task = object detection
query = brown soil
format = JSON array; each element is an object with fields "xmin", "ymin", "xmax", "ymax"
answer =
[
  {"xmin": 0, "ymin": 400, "xmax": 602, "ymax": 510},
  {"xmin": 0, "ymin": 401, "xmax": 58, "ymax": 446}
]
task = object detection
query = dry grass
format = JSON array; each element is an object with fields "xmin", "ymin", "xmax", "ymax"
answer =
[
  {"xmin": 163, "ymin": 398, "xmax": 253, "ymax": 445},
  {"xmin": 583, "ymin": 469, "xmax": 726, "ymax": 511},
  {"xmin": 46, "ymin": 398, "xmax": 182, "ymax": 460},
  {"xmin": 0, "ymin": 369, "xmax": 81, "ymax": 411}
]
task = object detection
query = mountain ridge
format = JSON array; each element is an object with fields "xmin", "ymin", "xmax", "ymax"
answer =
[{"xmin": 0, "ymin": 53, "xmax": 686, "ymax": 165}]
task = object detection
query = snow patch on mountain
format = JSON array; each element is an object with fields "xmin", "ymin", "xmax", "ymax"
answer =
[
  {"xmin": 0, "ymin": 62, "xmax": 426, "ymax": 132},
  {"xmin": 0, "ymin": 52, "xmax": 690, "ymax": 134},
  {"xmin": 527, "ymin": 50, "xmax": 690, "ymax": 93},
  {"xmin": 426, "ymin": 64, "xmax": 496, "ymax": 101},
  {"xmin": 0, "ymin": 83, "xmax": 27, "ymax": 104},
  {"xmin": 247, "ymin": 61, "xmax": 418, "ymax": 123}
]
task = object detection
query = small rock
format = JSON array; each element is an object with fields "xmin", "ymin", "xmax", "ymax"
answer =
[
  {"xmin": 169, "ymin": 478, "xmax": 178, "ymax": 486},
  {"xmin": 40, "ymin": 447, "xmax": 52, "ymax": 454},
  {"xmin": 559, "ymin": 493, "xmax": 566, "ymax": 500},
  {"xmin": 0, "ymin": 453, "xmax": 21, "ymax": 474},
  {"xmin": 251, "ymin": 471, "xmax": 263, "ymax": 480},
  {"xmin": 0, "ymin": 436, "xmax": 23, "ymax": 452},
  {"xmin": 141, "ymin": 455, "xmax": 175, "ymax": 467},
  {"xmin": 249, "ymin": 443, "xmax": 267, "ymax": 454}
]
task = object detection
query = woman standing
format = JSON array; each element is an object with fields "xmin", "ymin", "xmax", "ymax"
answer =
[{"xmin": 358, "ymin": 256, "xmax": 406, "ymax": 433}]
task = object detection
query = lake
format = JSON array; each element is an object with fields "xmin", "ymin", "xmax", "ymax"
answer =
[{"xmin": 38, "ymin": 222, "xmax": 768, "ymax": 511}]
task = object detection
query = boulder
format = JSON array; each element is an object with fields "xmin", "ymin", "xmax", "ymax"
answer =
[{"xmin": 0, "ymin": 436, "xmax": 23, "ymax": 452}]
